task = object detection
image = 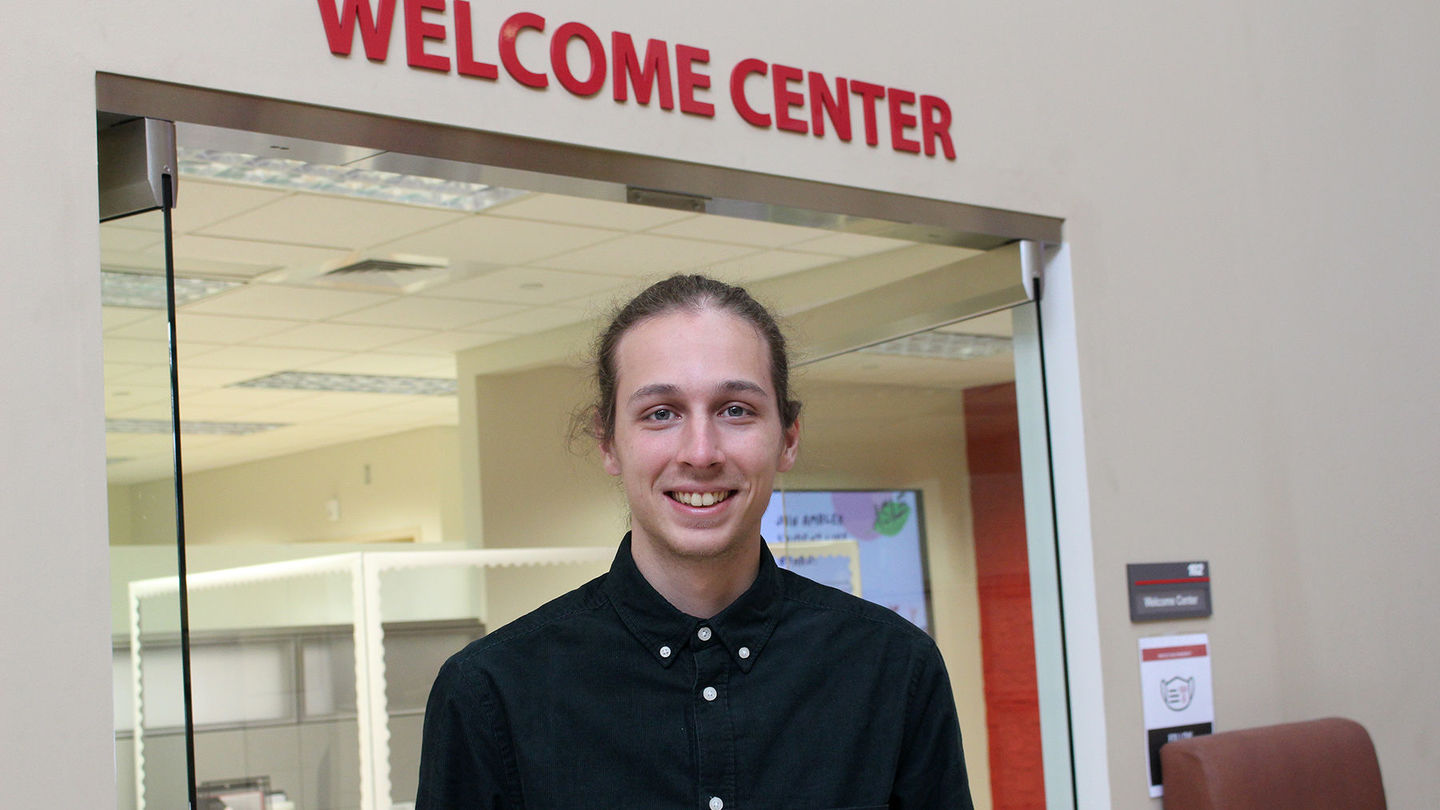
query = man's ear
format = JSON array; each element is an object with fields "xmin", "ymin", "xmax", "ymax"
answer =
[
  {"xmin": 601, "ymin": 437, "xmax": 621, "ymax": 476},
  {"xmin": 777, "ymin": 419, "xmax": 800, "ymax": 473}
]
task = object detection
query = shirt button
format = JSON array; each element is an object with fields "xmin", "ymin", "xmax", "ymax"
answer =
[
  {"xmin": 697, "ymin": 626, "xmax": 713, "ymax": 642},
  {"xmin": 702, "ymin": 686, "xmax": 718, "ymax": 702},
  {"xmin": 659, "ymin": 646, "xmax": 671, "ymax": 658},
  {"xmin": 709, "ymin": 797, "xmax": 724, "ymax": 810},
  {"xmin": 738, "ymin": 646, "xmax": 751, "ymax": 659}
]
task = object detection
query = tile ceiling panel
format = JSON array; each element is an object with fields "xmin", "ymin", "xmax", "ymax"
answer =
[
  {"xmin": 428, "ymin": 266, "xmax": 635, "ymax": 305},
  {"xmin": 334, "ymin": 296, "xmax": 524, "ymax": 330},
  {"xmin": 171, "ymin": 181, "xmax": 289, "ymax": 233},
  {"xmin": 488, "ymin": 193, "xmax": 695, "ymax": 231},
  {"xmin": 180, "ymin": 388, "xmax": 319, "ymax": 410},
  {"xmin": 536, "ymin": 234, "xmax": 754, "ymax": 276},
  {"xmin": 170, "ymin": 234, "xmax": 350, "ymax": 274},
  {"xmin": 175, "ymin": 313, "xmax": 307, "ymax": 344},
  {"xmin": 250, "ymin": 322, "xmax": 433, "ymax": 352},
  {"xmin": 375, "ymin": 215, "xmax": 619, "ymax": 266},
  {"xmin": 471, "ymin": 306, "xmax": 593, "ymax": 335},
  {"xmin": 183, "ymin": 285, "xmax": 392, "ymax": 320},
  {"xmin": 300, "ymin": 352, "xmax": 456, "ymax": 377},
  {"xmin": 650, "ymin": 216, "xmax": 836, "ymax": 248},
  {"xmin": 106, "ymin": 314, "xmax": 169, "ymax": 341},
  {"xmin": 378, "ymin": 330, "xmax": 509, "ymax": 356},
  {"xmin": 705, "ymin": 250, "xmax": 834, "ymax": 283},
  {"xmin": 184, "ymin": 345, "xmax": 349, "ymax": 371},
  {"xmin": 104, "ymin": 338, "xmax": 170, "ymax": 365},
  {"xmin": 788, "ymin": 232, "xmax": 917, "ymax": 256},
  {"xmin": 107, "ymin": 366, "xmax": 173, "ymax": 388},
  {"xmin": 198, "ymin": 193, "xmax": 467, "ymax": 249},
  {"xmin": 102, "ymin": 307, "xmax": 158, "ymax": 332},
  {"xmin": 179, "ymin": 367, "xmax": 274, "ymax": 390},
  {"xmin": 100, "ymin": 224, "xmax": 163, "ymax": 253}
]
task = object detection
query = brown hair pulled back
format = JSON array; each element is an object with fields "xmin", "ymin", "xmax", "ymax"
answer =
[{"xmin": 585, "ymin": 274, "xmax": 802, "ymax": 445}]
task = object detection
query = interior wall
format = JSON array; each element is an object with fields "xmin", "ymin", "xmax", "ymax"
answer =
[{"xmin": 112, "ymin": 426, "xmax": 463, "ymax": 547}]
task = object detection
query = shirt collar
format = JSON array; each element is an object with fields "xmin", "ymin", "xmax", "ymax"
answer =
[{"xmin": 603, "ymin": 533, "xmax": 782, "ymax": 673}]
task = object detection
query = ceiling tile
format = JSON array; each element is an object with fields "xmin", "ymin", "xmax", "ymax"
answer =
[
  {"xmin": 298, "ymin": 353, "xmax": 457, "ymax": 377},
  {"xmin": 179, "ymin": 366, "xmax": 274, "ymax": 390},
  {"xmin": 184, "ymin": 345, "xmax": 349, "ymax": 371},
  {"xmin": 176, "ymin": 313, "xmax": 307, "ymax": 344},
  {"xmin": 426, "ymin": 266, "xmax": 634, "ymax": 305},
  {"xmin": 379, "ymin": 330, "xmax": 510, "ymax": 355},
  {"xmin": 171, "ymin": 181, "xmax": 289, "ymax": 233},
  {"xmin": 249, "ymin": 322, "xmax": 433, "ymax": 352},
  {"xmin": 198, "ymin": 192, "xmax": 466, "ymax": 249},
  {"xmin": 488, "ymin": 193, "xmax": 694, "ymax": 231},
  {"xmin": 103, "ymin": 338, "xmax": 168, "ymax": 365},
  {"xmin": 650, "ymin": 216, "xmax": 833, "ymax": 248},
  {"xmin": 105, "ymin": 313, "xmax": 167, "ymax": 340},
  {"xmin": 169, "ymin": 234, "xmax": 350, "ymax": 274},
  {"xmin": 102, "ymin": 307, "xmax": 157, "ymax": 332},
  {"xmin": 787, "ymin": 232, "xmax": 916, "ymax": 257},
  {"xmin": 180, "ymin": 388, "xmax": 320, "ymax": 410},
  {"xmin": 469, "ymin": 306, "xmax": 593, "ymax": 335},
  {"xmin": 536, "ymin": 234, "xmax": 754, "ymax": 276},
  {"xmin": 705, "ymin": 250, "xmax": 835, "ymax": 282},
  {"xmin": 333, "ymin": 296, "xmax": 523, "ymax": 329},
  {"xmin": 183, "ymin": 285, "xmax": 392, "ymax": 320},
  {"xmin": 100, "ymin": 224, "xmax": 163, "ymax": 253},
  {"xmin": 375, "ymin": 215, "xmax": 619, "ymax": 266}
]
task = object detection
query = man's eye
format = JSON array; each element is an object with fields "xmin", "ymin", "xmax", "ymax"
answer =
[
  {"xmin": 723, "ymin": 405, "xmax": 751, "ymax": 418},
  {"xmin": 646, "ymin": 408, "xmax": 675, "ymax": 421}
]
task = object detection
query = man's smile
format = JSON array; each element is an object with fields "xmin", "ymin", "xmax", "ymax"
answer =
[{"xmin": 667, "ymin": 490, "xmax": 736, "ymax": 507}]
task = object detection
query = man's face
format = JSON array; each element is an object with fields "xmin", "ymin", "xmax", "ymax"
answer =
[{"xmin": 601, "ymin": 307, "xmax": 799, "ymax": 565}]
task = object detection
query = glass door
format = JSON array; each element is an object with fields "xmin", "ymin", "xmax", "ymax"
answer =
[{"xmin": 99, "ymin": 116, "xmax": 198, "ymax": 810}]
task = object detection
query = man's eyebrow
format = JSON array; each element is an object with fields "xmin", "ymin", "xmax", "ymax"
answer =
[
  {"xmin": 626, "ymin": 380, "xmax": 768, "ymax": 404},
  {"xmin": 627, "ymin": 383, "xmax": 680, "ymax": 404}
]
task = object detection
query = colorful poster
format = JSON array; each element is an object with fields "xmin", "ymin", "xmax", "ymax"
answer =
[
  {"xmin": 761, "ymin": 490, "xmax": 929, "ymax": 632},
  {"xmin": 1138, "ymin": 633, "xmax": 1214, "ymax": 797}
]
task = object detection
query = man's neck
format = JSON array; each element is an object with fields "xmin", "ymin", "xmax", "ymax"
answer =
[{"xmin": 629, "ymin": 534, "xmax": 761, "ymax": 619}]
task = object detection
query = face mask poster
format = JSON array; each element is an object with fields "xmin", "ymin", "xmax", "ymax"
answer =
[{"xmin": 1139, "ymin": 633, "xmax": 1214, "ymax": 797}]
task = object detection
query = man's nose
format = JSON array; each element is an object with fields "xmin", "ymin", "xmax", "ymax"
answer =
[{"xmin": 678, "ymin": 419, "xmax": 724, "ymax": 467}]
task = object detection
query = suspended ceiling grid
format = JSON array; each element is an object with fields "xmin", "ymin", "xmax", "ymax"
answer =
[{"xmin": 101, "ymin": 175, "xmax": 1011, "ymax": 485}]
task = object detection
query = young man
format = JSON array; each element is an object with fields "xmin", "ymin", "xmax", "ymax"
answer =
[{"xmin": 417, "ymin": 275, "xmax": 973, "ymax": 809}]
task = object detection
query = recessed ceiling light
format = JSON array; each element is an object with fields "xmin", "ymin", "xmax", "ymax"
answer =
[
  {"xmin": 860, "ymin": 332, "xmax": 1011, "ymax": 361},
  {"xmin": 102, "ymin": 270, "xmax": 242, "ymax": 309},
  {"xmin": 230, "ymin": 371, "xmax": 457, "ymax": 396},
  {"xmin": 178, "ymin": 147, "xmax": 527, "ymax": 212}
]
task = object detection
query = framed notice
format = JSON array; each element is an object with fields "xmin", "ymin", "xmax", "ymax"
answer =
[{"xmin": 1139, "ymin": 633, "xmax": 1214, "ymax": 797}]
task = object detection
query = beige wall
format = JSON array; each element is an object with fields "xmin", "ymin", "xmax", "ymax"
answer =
[{"xmin": 110, "ymin": 426, "xmax": 463, "ymax": 547}]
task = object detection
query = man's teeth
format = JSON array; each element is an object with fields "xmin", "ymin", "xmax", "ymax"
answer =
[{"xmin": 672, "ymin": 491, "xmax": 730, "ymax": 507}]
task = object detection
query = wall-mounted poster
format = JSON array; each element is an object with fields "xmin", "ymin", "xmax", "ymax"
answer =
[
  {"xmin": 1138, "ymin": 633, "xmax": 1214, "ymax": 797},
  {"xmin": 761, "ymin": 490, "xmax": 930, "ymax": 633}
]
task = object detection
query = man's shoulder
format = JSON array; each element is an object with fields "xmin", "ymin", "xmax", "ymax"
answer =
[
  {"xmin": 444, "ymin": 573, "xmax": 611, "ymax": 674},
  {"xmin": 776, "ymin": 567, "xmax": 935, "ymax": 646}
]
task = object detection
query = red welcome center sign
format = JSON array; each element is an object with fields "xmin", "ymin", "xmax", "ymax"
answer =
[{"xmin": 317, "ymin": 0, "xmax": 958, "ymax": 160}]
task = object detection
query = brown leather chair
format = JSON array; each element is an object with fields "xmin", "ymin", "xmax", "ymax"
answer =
[{"xmin": 1160, "ymin": 717, "xmax": 1386, "ymax": 810}]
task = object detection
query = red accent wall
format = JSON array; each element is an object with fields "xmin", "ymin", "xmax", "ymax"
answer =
[{"xmin": 963, "ymin": 382, "xmax": 1046, "ymax": 809}]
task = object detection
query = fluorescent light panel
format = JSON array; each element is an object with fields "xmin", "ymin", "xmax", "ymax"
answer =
[
  {"xmin": 102, "ymin": 270, "xmax": 242, "ymax": 309},
  {"xmin": 179, "ymin": 148, "xmax": 527, "ymax": 212},
  {"xmin": 861, "ymin": 332, "xmax": 1012, "ymax": 361},
  {"xmin": 107, "ymin": 419, "xmax": 288, "ymax": 435},
  {"xmin": 231, "ymin": 371, "xmax": 457, "ymax": 396}
]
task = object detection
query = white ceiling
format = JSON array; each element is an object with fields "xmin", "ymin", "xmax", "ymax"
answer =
[{"xmin": 101, "ymin": 161, "xmax": 1011, "ymax": 485}]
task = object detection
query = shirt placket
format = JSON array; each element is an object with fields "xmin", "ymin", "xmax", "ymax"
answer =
[{"xmin": 691, "ymin": 624, "xmax": 735, "ymax": 810}]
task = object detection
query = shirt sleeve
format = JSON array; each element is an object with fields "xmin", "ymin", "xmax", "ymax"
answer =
[
  {"xmin": 889, "ymin": 640, "xmax": 975, "ymax": 810},
  {"xmin": 415, "ymin": 654, "xmax": 521, "ymax": 810}
]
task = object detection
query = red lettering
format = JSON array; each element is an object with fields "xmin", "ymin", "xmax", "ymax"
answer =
[
  {"xmin": 404, "ymin": 0, "xmax": 449, "ymax": 72},
  {"xmin": 729, "ymin": 58, "xmax": 771, "ymax": 128},
  {"xmin": 612, "ymin": 34, "xmax": 674, "ymax": 109},
  {"xmin": 887, "ymin": 88, "xmax": 920, "ymax": 154},
  {"xmin": 771, "ymin": 64, "xmax": 807, "ymax": 134},
  {"xmin": 675, "ymin": 44, "xmax": 715, "ymax": 117},
  {"xmin": 454, "ymin": 0, "xmax": 497, "ymax": 79},
  {"xmin": 317, "ymin": 0, "xmax": 397, "ymax": 61},
  {"xmin": 499, "ymin": 11, "xmax": 548, "ymax": 88},
  {"xmin": 809, "ymin": 73, "xmax": 851, "ymax": 141},
  {"xmin": 551, "ymin": 22, "xmax": 606, "ymax": 96},
  {"xmin": 921, "ymin": 95, "xmax": 956, "ymax": 160},
  {"xmin": 850, "ymin": 80, "xmax": 886, "ymax": 146}
]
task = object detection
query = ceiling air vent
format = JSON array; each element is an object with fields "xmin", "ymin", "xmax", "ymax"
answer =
[{"xmin": 311, "ymin": 257, "xmax": 454, "ymax": 293}]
